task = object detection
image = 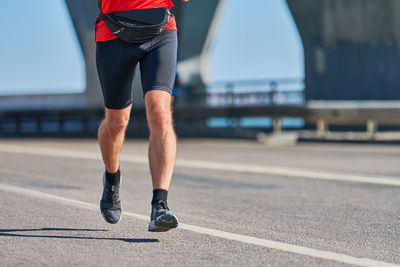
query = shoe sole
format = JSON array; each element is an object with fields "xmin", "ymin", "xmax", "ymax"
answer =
[
  {"xmin": 101, "ymin": 209, "xmax": 122, "ymax": 224},
  {"xmin": 148, "ymin": 213, "xmax": 178, "ymax": 232},
  {"xmin": 101, "ymin": 172, "xmax": 122, "ymax": 224}
]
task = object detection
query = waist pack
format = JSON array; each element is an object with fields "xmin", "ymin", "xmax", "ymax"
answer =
[{"xmin": 100, "ymin": 8, "xmax": 172, "ymax": 44}]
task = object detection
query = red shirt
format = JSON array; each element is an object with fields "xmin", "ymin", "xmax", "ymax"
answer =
[{"xmin": 96, "ymin": 0, "xmax": 177, "ymax": 42}]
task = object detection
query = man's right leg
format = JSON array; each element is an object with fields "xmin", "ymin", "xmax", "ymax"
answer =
[
  {"xmin": 98, "ymin": 105, "xmax": 132, "ymax": 173},
  {"xmin": 96, "ymin": 38, "xmax": 139, "ymax": 224},
  {"xmin": 98, "ymin": 105, "xmax": 132, "ymax": 224},
  {"xmin": 96, "ymin": 39, "xmax": 136, "ymax": 169}
]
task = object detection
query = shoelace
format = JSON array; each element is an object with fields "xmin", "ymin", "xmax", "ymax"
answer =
[
  {"xmin": 105, "ymin": 184, "xmax": 120, "ymax": 205},
  {"xmin": 155, "ymin": 200, "xmax": 169, "ymax": 211}
]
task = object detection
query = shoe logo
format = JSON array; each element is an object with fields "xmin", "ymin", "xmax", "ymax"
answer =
[{"xmin": 111, "ymin": 186, "xmax": 115, "ymax": 192}]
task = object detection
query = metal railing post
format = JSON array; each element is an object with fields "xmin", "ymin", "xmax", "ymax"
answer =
[
  {"xmin": 366, "ymin": 119, "xmax": 378, "ymax": 139},
  {"xmin": 273, "ymin": 118, "xmax": 282, "ymax": 133},
  {"xmin": 316, "ymin": 119, "xmax": 328, "ymax": 137}
]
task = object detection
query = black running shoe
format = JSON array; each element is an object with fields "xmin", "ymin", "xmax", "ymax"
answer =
[
  {"xmin": 148, "ymin": 200, "xmax": 178, "ymax": 232},
  {"xmin": 100, "ymin": 172, "xmax": 121, "ymax": 224}
]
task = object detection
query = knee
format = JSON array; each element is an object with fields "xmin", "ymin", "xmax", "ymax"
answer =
[
  {"xmin": 103, "ymin": 113, "xmax": 130, "ymax": 136},
  {"xmin": 147, "ymin": 105, "xmax": 172, "ymax": 134}
]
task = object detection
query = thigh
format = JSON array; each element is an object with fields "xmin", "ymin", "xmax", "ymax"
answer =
[
  {"xmin": 96, "ymin": 39, "xmax": 138, "ymax": 109},
  {"xmin": 139, "ymin": 30, "xmax": 178, "ymax": 96}
]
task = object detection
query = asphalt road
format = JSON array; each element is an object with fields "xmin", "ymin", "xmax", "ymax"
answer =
[{"xmin": 0, "ymin": 139, "xmax": 399, "ymax": 266}]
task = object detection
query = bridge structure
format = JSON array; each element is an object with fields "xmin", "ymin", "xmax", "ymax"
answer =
[{"xmin": 287, "ymin": 0, "xmax": 400, "ymax": 101}]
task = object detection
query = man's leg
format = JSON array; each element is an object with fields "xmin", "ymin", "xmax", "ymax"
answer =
[
  {"xmin": 139, "ymin": 30, "xmax": 178, "ymax": 231},
  {"xmin": 145, "ymin": 90, "xmax": 178, "ymax": 232},
  {"xmin": 98, "ymin": 105, "xmax": 132, "ymax": 173},
  {"xmin": 98, "ymin": 105, "xmax": 131, "ymax": 224},
  {"xmin": 145, "ymin": 90, "xmax": 176, "ymax": 191},
  {"xmin": 96, "ymin": 36, "xmax": 140, "ymax": 224}
]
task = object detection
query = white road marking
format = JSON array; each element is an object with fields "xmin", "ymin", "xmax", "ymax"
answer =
[
  {"xmin": 183, "ymin": 141, "xmax": 400, "ymax": 155},
  {"xmin": 174, "ymin": 158, "xmax": 400, "ymax": 186},
  {"xmin": 280, "ymin": 145, "xmax": 400, "ymax": 155},
  {"xmin": 0, "ymin": 183, "xmax": 398, "ymax": 267},
  {"xmin": 0, "ymin": 144, "xmax": 399, "ymax": 186}
]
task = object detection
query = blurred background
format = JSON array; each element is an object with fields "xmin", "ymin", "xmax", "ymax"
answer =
[
  {"xmin": 0, "ymin": 0, "xmax": 399, "ymax": 141},
  {"xmin": 1, "ymin": 2, "xmax": 400, "ymax": 265}
]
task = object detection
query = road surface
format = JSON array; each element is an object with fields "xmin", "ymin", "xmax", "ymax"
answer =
[{"xmin": 0, "ymin": 139, "xmax": 399, "ymax": 266}]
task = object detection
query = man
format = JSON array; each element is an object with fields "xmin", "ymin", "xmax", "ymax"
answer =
[{"xmin": 96, "ymin": 0, "xmax": 188, "ymax": 232}]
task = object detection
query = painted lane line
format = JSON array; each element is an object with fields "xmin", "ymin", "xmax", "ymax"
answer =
[
  {"xmin": 0, "ymin": 183, "xmax": 398, "ymax": 267},
  {"xmin": 174, "ymin": 158, "xmax": 400, "ymax": 186},
  {"xmin": 0, "ymin": 144, "xmax": 400, "ymax": 186}
]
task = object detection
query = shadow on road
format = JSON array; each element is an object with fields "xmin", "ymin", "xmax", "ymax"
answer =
[
  {"xmin": 0, "ymin": 228, "xmax": 158, "ymax": 243},
  {"xmin": 0, "ymin": 228, "xmax": 108, "ymax": 232}
]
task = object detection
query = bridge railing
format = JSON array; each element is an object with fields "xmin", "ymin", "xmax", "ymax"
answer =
[
  {"xmin": 1, "ymin": 79, "xmax": 400, "ymax": 141},
  {"xmin": 1, "ymin": 103, "xmax": 400, "ymax": 140},
  {"xmin": 205, "ymin": 78, "xmax": 304, "ymax": 107}
]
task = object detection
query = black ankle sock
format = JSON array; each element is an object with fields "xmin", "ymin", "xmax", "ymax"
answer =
[
  {"xmin": 105, "ymin": 169, "xmax": 120, "ymax": 185},
  {"xmin": 152, "ymin": 189, "xmax": 168, "ymax": 205}
]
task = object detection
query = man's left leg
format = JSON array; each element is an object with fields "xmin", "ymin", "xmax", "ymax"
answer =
[{"xmin": 145, "ymin": 90, "xmax": 178, "ymax": 232}]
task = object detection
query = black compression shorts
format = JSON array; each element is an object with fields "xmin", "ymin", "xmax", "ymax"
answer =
[{"xmin": 96, "ymin": 30, "xmax": 178, "ymax": 109}]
